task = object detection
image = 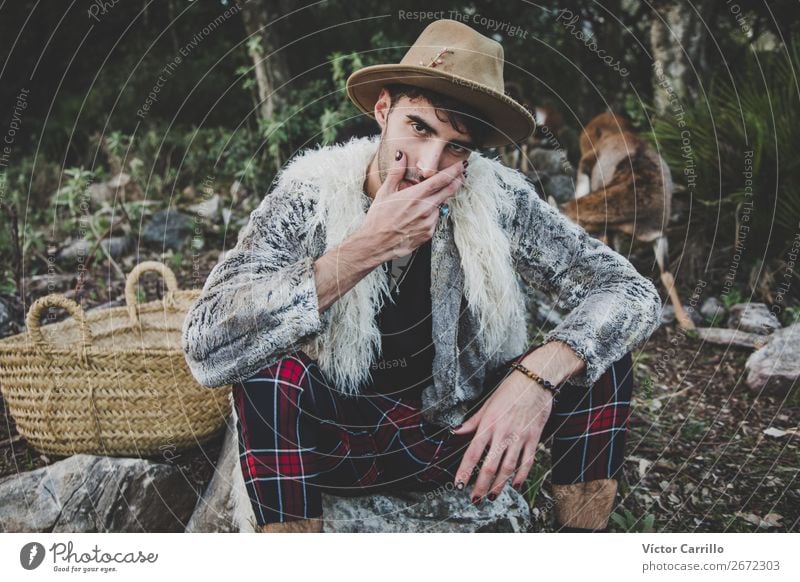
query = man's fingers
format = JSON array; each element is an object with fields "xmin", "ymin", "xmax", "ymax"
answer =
[
  {"xmin": 429, "ymin": 173, "xmax": 465, "ymax": 209},
  {"xmin": 487, "ymin": 441, "xmax": 523, "ymax": 500},
  {"xmin": 450, "ymin": 408, "xmax": 481, "ymax": 436},
  {"xmin": 381, "ymin": 149, "xmax": 407, "ymax": 195},
  {"xmin": 469, "ymin": 433, "xmax": 516, "ymax": 502},
  {"xmin": 453, "ymin": 430, "xmax": 488, "ymax": 489},
  {"xmin": 510, "ymin": 442, "xmax": 537, "ymax": 493},
  {"xmin": 418, "ymin": 159, "xmax": 465, "ymax": 198}
]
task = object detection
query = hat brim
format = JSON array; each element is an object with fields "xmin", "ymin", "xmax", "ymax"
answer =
[{"xmin": 346, "ymin": 64, "xmax": 536, "ymax": 148}]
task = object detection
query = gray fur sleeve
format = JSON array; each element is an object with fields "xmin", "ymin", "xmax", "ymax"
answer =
[
  {"xmin": 507, "ymin": 179, "xmax": 662, "ymax": 387},
  {"xmin": 181, "ymin": 187, "xmax": 325, "ymax": 387}
]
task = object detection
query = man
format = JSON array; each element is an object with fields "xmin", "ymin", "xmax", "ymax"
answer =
[{"xmin": 182, "ymin": 19, "xmax": 662, "ymax": 533}]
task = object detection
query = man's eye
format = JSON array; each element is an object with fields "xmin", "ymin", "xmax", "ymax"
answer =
[
  {"xmin": 449, "ymin": 143, "xmax": 467, "ymax": 154},
  {"xmin": 412, "ymin": 123, "xmax": 428, "ymax": 134}
]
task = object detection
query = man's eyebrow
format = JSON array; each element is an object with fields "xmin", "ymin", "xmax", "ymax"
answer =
[{"xmin": 406, "ymin": 114, "xmax": 475, "ymax": 149}]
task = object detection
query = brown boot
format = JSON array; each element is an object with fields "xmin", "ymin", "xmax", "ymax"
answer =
[{"xmin": 258, "ymin": 517, "xmax": 324, "ymax": 533}]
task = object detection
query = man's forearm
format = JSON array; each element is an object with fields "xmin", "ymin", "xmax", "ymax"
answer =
[{"xmin": 313, "ymin": 228, "xmax": 389, "ymax": 314}]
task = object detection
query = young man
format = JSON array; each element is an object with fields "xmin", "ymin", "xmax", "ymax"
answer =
[{"xmin": 182, "ymin": 19, "xmax": 662, "ymax": 533}]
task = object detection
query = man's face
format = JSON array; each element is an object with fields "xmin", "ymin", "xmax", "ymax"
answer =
[{"xmin": 374, "ymin": 90, "xmax": 475, "ymax": 190}]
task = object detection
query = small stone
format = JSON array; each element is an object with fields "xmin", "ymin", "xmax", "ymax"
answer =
[{"xmin": 700, "ymin": 297, "xmax": 726, "ymax": 321}]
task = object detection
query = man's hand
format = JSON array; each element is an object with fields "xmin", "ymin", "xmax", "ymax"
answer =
[
  {"xmin": 361, "ymin": 150, "xmax": 466, "ymax": 260},
  {"xmin": 450, "ymin": 370, "xmax": 554, "ymax": 503}
]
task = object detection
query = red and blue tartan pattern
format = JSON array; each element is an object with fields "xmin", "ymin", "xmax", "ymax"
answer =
[{"xmin": 233, "ymin": 345, "xmax": 634, "ymax": 525}]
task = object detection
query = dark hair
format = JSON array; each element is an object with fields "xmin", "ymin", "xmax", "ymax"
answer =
[{"xmin": 384, "ymin": 83, "xmax": 491, "ymax": 149}]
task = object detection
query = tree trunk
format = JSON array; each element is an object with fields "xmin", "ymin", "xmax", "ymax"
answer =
[
  {"xmin": 649, "ymin": 0, "xmax": 710, "ymax": 115},
  {"xmin": 240, "ymin": 0, "xmax": 291, "ymax": 123}
]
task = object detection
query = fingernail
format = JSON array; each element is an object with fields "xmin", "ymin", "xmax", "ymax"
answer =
[
  {"xmin": 471, "ymin": 495, "xmax": 481, "ymax": 505},
  {"xmin": 456, "ymin": 481, "xmax": 465, "ymax": 491},
  {"xmin": 488, "ymin": 493, "xmax": 496, "ymax": 501},
  {"xmin": 462, "ymin": 160, "xmax": 468, "ymax": 167},
  {"xmin": 513, "ymin": 483, "xmax": 522, "ymax": 492},
  {"xmin": 395, "ymin": 150, "xmax": 402, "ymax": 161}
]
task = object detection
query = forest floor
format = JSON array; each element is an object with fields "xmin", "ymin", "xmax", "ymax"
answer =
[
  {"xmin": 529, "ymin": 324, "xmax": 800, "ymax": 533},
  {"xmin": 1, "ymin": 259, "xmax": 798, "ymax": 532}
]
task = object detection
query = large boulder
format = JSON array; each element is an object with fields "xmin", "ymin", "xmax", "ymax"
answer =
[
  {"xmin": 186, "ymin": 405, "xmax": 533, "ymax": 533},
  {"xmin": 0, "ymin": 455, "xmax": 200, "ymax": 532},
  {"xmin": 745, "ymin": 323, "xmax": 800, "ymax": 398}
]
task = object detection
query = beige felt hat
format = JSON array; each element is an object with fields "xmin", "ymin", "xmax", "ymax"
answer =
[{"xmin": 346, "ymin": 19, "xmax": 536, "ymax": 148}]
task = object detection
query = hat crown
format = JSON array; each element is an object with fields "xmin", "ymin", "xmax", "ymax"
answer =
[{"xmin": 399, "ymin": 20, "xmax": 505, "ymax": 93}]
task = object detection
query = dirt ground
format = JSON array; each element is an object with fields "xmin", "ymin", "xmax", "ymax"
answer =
[
  {"xmin": 1, "ymin": 278, "xmax": 798, "ymax": 532},
  {"xmin": 529, "ymin": 324, "xmax": 799, "ymax": 533}
]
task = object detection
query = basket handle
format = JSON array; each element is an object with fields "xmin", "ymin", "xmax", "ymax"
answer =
[
  {"xmin": 125, "ymin": 261, "xmax": 181, "ymax": 324},
  {"xmin": 26, "ymin": 294, "xmax": 93, "ymax": 362}
]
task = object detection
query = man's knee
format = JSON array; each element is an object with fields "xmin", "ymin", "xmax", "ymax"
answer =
[
  {"xmin": 552, "ymin": 478, "xmax": 618, "ymax": 530},
  {"xmin": 242, "ymin": 350, "xmax": 316, "ymax": 385},
  {"xmin": 235, "ymin": 350, "xmax": 321, "ymax": 423}
]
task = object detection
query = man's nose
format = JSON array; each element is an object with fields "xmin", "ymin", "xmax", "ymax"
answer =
[{"xmin": 416, "ymin": 142, "xmax": 447, "ymax": 179}]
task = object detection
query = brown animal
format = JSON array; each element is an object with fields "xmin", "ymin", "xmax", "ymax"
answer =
[{"xmin": 557, "ymin": 112, "xmax": 695, "ymax": 330}]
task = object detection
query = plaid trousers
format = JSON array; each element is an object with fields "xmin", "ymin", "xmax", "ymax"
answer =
[{"xmin": 233, "ymin": 344, "xmax": 634, "ymax": 525}]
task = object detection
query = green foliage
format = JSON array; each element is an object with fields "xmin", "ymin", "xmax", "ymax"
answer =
[
  {"xmin": 58, "ymin": 167, "xmax": 95, "ymax": 218},
  {"xmin": 610, "ymin": 508, "xmax": 656, "ymax": 533},
  {"xmin": 645, "ymin": 36, "xmax": 800, "ymax": 301},
  {"xmin": 781, "ymin": 306, "xmax": 800, "ymax": 326},
  {"xmin": 639, "ymin": 374, "xmax": 655, "ymax": 400},
  {"xmin": 521, "ymin": 454, "xmax": 548, "ymax": 507},
  {"xmin": 169, "ymin": 251, "xmax": 183, "ymax": 270},
  {"xmin": 681, "ymin": 419, "xmax": 708, "ymax": 441},
  {"xmin": 720, "ymin": 288, "xmax": 743, "ymax": 310}
]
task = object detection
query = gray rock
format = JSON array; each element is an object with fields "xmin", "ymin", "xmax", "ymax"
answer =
[
  {"xmin": 0, "ymin": 298, "xmax": 10, "ymax": 332},
  {"xmin": 57, "ymin": 239, "xmax": 91, "ymax": 262},
  {"xmin": 745, "ymin": 323, "xmax": 800, "ymax": 397},
  {"xmin": 185, "ymin": 411, "xmax": 259, "ymax": 533},
  {"xmin": 188, "ymin": 193, "xmax": 222, "ymax": 222},
  {"xmin": 527, "ymin": 148, "xmax": 573, "ymax": 176},
  {"xmin": 0, "ymin": 454, "xmax": 199, "ymax": 532},
  {"xmin": 660, "ymin": 304, "xmax": 704, "ymax": 326},
  {"xmin": 186, "ymin": 403, "xmax": 532, "ymax": 533},
  {"xmin": 727, "ymin": 303, "xmax": 781, "ymax": 335},
  {"xmin": 539, "ymin": 174, "xmax": 576, "ymax": 204},
  {"xmin": 57, "ymin": 236, "xmax": 130, "ymax": 261},
  {"xmin": 102, "ymin": 236, "xmax": 130, "ymax": 258},
  {"xmin": 141, "ymin": 209, "xmax": 194, "ymax": 251},
  {"xmin": 321, "ymin": 486, "xmax": 530, "ymax": 533},
  {"xmin": 700, "ymin": 297, "xmax": 726, "ymax": 322}
]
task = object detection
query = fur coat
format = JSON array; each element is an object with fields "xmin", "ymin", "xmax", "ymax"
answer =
[{"xmin": 181, "ymin": 134, "xmax": 662, "ymax": 427}]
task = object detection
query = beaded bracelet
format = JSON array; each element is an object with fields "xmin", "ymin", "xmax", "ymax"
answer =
[{"xmin": 509, "ymin": 362, "xmax": 562, "ymax": 397}]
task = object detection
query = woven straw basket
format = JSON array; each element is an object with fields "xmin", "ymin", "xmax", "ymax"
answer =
[{"xmin": 0, "ymin": 261, "xmax": 232, "ymax": 457}]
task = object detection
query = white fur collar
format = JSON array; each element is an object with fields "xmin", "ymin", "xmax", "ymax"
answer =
[{"xmin": 272, "ymin": 134, "xmax": 529, "ymax": 394}]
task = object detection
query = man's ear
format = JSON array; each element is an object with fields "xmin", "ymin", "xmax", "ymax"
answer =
[{"xmin": 373, "ymin": 88, "xmax": 392, "ymax": 129}]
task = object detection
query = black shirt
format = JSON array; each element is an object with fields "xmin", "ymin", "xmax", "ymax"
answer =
[{"xmin": 362, "ymin": 240, "xmax": 435, "ymax": 400}]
